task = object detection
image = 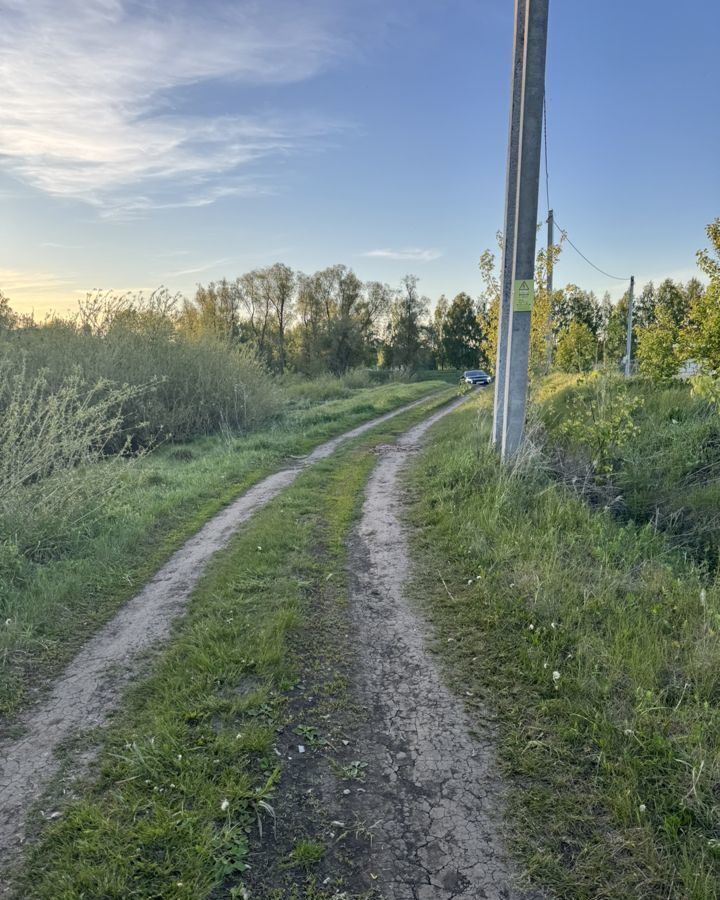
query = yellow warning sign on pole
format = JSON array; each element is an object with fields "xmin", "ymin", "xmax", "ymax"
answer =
[{"xmin": 512, "ymin": 279, "xmax": 534, "ymax": 312}]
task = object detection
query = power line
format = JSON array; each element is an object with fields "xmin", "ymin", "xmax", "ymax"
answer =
[
  {"xmin": 542, "ymin": 91, "xmax": 630, "ymax": 284},
  {"xmin": 553, "ymin": 216, "xmax": 631, "ymax": 282}
]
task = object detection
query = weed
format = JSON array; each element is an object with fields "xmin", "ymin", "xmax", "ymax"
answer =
[
  {"xmin": 333, "ymin": 760, "xmax": 367, "ymax": 782},
  {"xmin": 287, "ymin": 840, "xmax": 326, "ymax": 869}
]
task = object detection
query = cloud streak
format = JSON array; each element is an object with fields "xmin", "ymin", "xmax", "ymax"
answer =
[
  {"xmin": 0, "ymin": 0, "xmax": 352, "ymax": 212},
  {"xmin": 0, "ymin": 267, "xmax": 74, "ymax": 294},
  {"xmin": 363, "ymin": 247, "xmax": 443, "ymax": 262}
]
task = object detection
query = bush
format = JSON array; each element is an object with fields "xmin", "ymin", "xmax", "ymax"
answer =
[
  {"xmin": 555, "ymin": 321, "xmax": 596, "ymax": 373},
  {"xmin": 0, "ymin": 356, "xmax": 148, "ymax": 565},
  {"xmin": 0, "ymin": 311, "xmax": 281, "ymax": 446},
  {"xmin": 554, "ymin": 372, "xmax": 644, "ymax": 476}
]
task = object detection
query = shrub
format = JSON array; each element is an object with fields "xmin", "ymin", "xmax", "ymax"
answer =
[
  {"xmin": 0, "ymin": 355, "xmax": 147, "ymax": 564},
  {"xmin": 0, "ymin": 297, "xmax": 281, "ymax": 445},
  {"xmin": 555, "ymin": 321, "xmax": 596, "ymax": 373},
  {"xmin": 558, "ymin": 372, "xmax": 644, "ymax": 476}
]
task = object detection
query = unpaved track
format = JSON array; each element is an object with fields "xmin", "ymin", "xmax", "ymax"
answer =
[
  {"xmin": 348, "ymin": 395, "xmax": 528, "ymax": 900},
  {"xmin": 0, "ymin": 392, "xmax": 447, "ymax": 862}
]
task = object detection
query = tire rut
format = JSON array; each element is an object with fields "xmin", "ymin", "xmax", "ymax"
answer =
[
  {"xmin": 346, "ymin": 394, "xmax": 534, "ymax": 900},
  {"xmin": 0, "ymin": 392, "xmax": 446, "ymax": 866}
]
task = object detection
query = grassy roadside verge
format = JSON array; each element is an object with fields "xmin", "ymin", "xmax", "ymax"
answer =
[
  {"xmin": 12, "ymin": 390, "xmax": 454, "ymax": 900},
  {"xmin": 405, "ymin": 394, "xmax": 720, "ymax": 899},
  {"xmin": 0, "ymin": 380, "xmax": 449, "ymax": 720},
  {"xmin": 538, "ymin": 373, "xmax": 720, "ymax": 569}
]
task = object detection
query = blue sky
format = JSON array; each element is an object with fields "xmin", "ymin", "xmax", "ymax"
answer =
[{"xmin": 1, "ymin": 0, "xmax": 718, "ymax": 316}]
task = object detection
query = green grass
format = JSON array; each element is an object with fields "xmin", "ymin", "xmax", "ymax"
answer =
[
  {"xmin": 539, "ymin": 375, "xmax": 720, "ymax": 568},
  {"xmin": 406, "ymin": 392, "xmax": 720, "ymax": 899},
  {"xmin": 12, "ymin": 390, "xmax": 450, "ymax": 900},
  {"xmin": 0, "ymin": 380, "xmax": 451, "ymax": 719}
]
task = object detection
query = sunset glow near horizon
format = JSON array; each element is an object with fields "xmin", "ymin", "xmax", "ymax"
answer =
[{"xmin": 1, "ymin": 0, "xmax": 718, "ymax": 317}]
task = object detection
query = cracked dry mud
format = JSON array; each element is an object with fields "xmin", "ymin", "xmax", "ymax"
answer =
[
  {"xmin": 347, "ymin": 396, "xmax": 529, "ymax": 900},
  {"xmin": 0, "ymin": 393, "xmax": 439, "ymax": 865}
]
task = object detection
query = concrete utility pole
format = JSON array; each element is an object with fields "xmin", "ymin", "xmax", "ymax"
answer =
[
  {"xmin": 624, "ymin": 275, "xmax": 635, "ymax": 377},
  {"xmin": 491, "ymin": 0, "xmax": 526, "ymax": 448},
  {"xmin": 545, "ymin": 207, "xmax": 554, "ymax": 371},
  {"xmin": 501, "ymin": 0, "xmax": 550, "ymax": 460}
]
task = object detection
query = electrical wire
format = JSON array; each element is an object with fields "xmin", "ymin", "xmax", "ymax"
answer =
[
  {"xmin": 552, "ymin": 217, "xmax": 631, "ymax": 281},
  {"xmin": 543, "ymin": 86, "xmax": 631, "ymax": 283}
]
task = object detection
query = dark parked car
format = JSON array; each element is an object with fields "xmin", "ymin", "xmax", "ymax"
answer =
[{"xmin": 463, "ymin": 369, "xmax": 493, "ymax": 386}]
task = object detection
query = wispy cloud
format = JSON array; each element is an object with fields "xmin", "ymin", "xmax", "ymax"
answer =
[
  {"xmin": 363, "ymin": 247, "xmax": 443, "ymax": 262},
  {"xmin": 0, "ymin": 0, "xmax": 352, "ymax": 213},
  {"xmin": 166, "ymin": 258, "xmax": 235, "ymax": 278},
  {"xmin": 0, "ymin": 267, "xmax": 74, "ymax": 294}
]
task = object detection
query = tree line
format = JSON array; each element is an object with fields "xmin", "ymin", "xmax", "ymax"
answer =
[
  {"xmin": 478, "ymin": 218, "xmax": 720, "ymax": 383},
  {"xmin": 1, "ymin": 216, "xmax": 717, "ymax": 382},
  {"xmin": 174, "ymin": 265, "xmax": 492, "ymax": 375}
]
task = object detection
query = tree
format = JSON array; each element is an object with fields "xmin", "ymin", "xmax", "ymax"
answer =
[
  {"xmin": 679, "ymin": 220, "xmax": 720, "ymax": 372},
  {"xmin": 555, "ymin": 321, "xmax": 596, "ymax": 373},
  {"xmin": 384, "ymin": 275, "xmax": 428, "ymax": 370},
  {"xmin": 531, "ymin": 238, "xmax": 564, "ymax": 373},
  {"xmin": 182, "ymin": 279, "xmax": 241, "ymax": 342},
  {"xmin": 323, "ymin": 266, "xmax": 364, "ymax": 374},
  {"xmin": 0, "ymin": 291, "xmax": 16, "ymax": 330},
  {"xmin": 604, "ymin": 292, "xmax": 631, "ymax": 366},
  {"xmin": 236, "ymin": 269, "xmax": 273, "ymax": 363},
  {"xmin": 477, "ymin": 249, "xmax": 501, "ymax": 374},
  {"xmin": 264, "ymin": 263, "xmax": 295, "ymax": 374},
  {"xmin": 291, "ymin": 265, "xmax": 385, "ymax": 374},
  {"xmin": 359, "ymin": 281, "xmax": 393, "ymax": 365},
  {"xmin": 552, "ymin": 284, "xmax": 600, "ymax": 336},
  {"xmin": 634, "ymin": 281, "xmax": 657, "ymax": 329},
  {"xmin": 655, "ymin": 278, "xmax": 689, "ymax": 328},
  {"xmin": 636, "ymin": 312, "xmax": 681, "ymax": 381},
  {"xmin": 635, "ymin": 279, "xmax": 692, "ymax": 381},
  {"xmin": 431, "ymin": 296, "xmax": 449, "ymax": 369},
  {"xmin": 441, "ymin": 293, "xmax": 484, "ymax": 369}
]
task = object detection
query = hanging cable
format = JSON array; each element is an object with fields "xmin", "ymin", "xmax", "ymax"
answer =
[
  {"xmin": 552, "ymin": 217, "xmax": 631, "ymax": 281},
  {"xmin": 541, "ymin": 85, "xmax": 630, "ymax": 283},
  {"xmin": 542, "ymin": 95, "xmax": 550, "ymax": 214}
]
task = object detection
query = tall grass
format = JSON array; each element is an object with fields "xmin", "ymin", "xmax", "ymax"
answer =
[
  {"xmin": 539, "ymin": 374, "xmax": 720, "ymax": 567},
  {"xmin": 0, "ymin": 299, "xmax": 279, "ymax": 583},
  {"xmin": 409, "ymin": 397, "xmax": 720, "ymax": 898},
  {"xmin": 0, "ymin": 357, "xmax": 149, "ymax": 576},
  {"xmin": 1, "ymin": 323, "xmax": 280, "ymax": 447}
]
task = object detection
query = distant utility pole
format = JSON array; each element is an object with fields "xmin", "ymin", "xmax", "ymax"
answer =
[
  {"xmin": 491, "ymin": 0, "xmax": 526, "ymax": 448},
  {"xmin": 545, "ymin": 207, "xmax": 554, "ymax": 371},
  {"xmin": 501, "ymin": 0, "xmax": 550, "ymax": 460},
  {"xmin": 624, "ymin": 274, "xmax": 635, "ymax": 377}
]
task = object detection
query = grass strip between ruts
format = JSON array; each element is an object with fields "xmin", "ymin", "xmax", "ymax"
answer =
[
  {"xmin": 13, "ymin": 389, "xmax": 456, "ymax": 900},
  {"xmin": 0, "ymin": 380, "xmax": 450, "ymax": 720}
]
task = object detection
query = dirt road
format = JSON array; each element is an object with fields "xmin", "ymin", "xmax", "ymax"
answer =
[
  {"xmin": 345, "ymin": 398, "xmax": 529, "ymax": 899},
  {"xmin": 0, "ymin": 393, "xmax": 447, "ymax": 863}
]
